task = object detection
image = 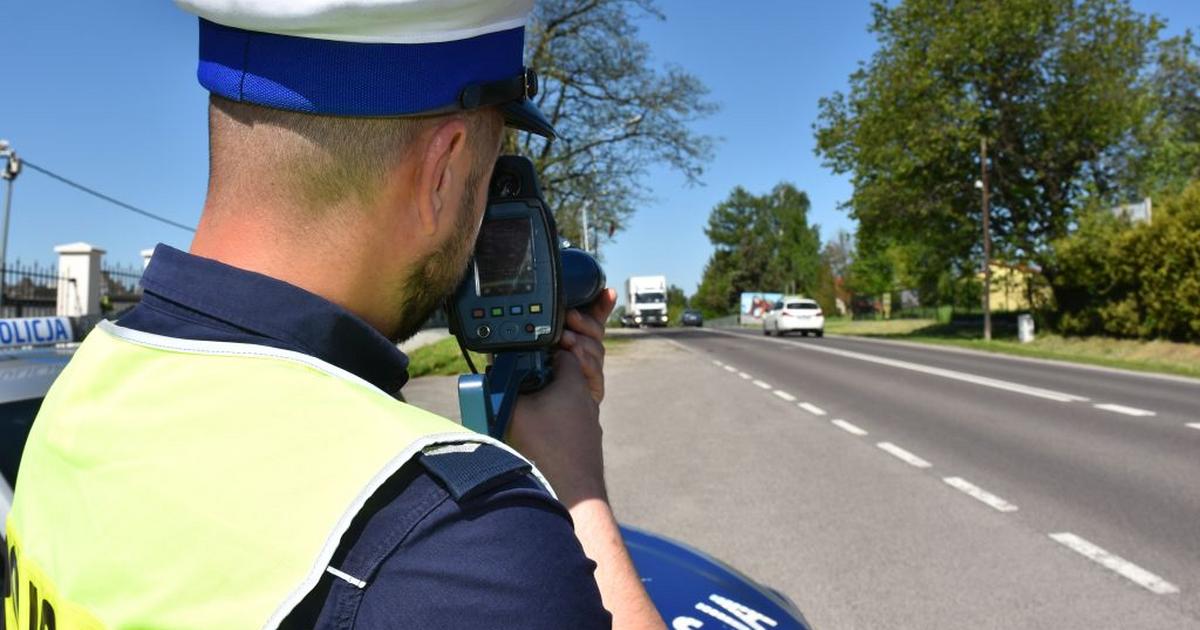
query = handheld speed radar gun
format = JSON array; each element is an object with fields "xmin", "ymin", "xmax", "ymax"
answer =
[{"xmin": 448, "ymin": 156, "xmax": 605, "ymax": 440}]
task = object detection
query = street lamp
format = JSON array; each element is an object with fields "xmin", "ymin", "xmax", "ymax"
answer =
[
  {"xmin": 0, "ymin": 139, "xmax": 22, "ymax": 312},
  {"xmin": 975, "ymin": 136, "xmax": 992, "ymax": 342}
]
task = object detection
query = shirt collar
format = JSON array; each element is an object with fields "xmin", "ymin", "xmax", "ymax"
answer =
[{"xmin": 139, "ymin": 244, "xmax": 410, "ymax": 393}]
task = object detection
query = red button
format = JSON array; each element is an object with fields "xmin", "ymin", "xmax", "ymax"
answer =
[
  {"xmin": 525, "ymin": 323, "xmax": 535, "ymax": 333},
  {"xmin": 471, "ymin": 308, "xmax": 485, "ymax": 319}
]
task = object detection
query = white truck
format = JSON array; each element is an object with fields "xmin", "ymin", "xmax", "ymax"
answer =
[{"xmin": 624, "ymin": 275, "xmax": 668, "ymax": 327}]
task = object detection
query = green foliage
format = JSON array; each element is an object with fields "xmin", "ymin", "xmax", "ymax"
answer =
[
  {"xmin": 1049, "ymin": 181, "xmax": 1200, "ymax": 341},
  {"xmin": 693, "ymin": 253, "xmax": 736, "ymax": 318},
  {"xmin": 515, "ymin": 0, "xmax": 718, "ymax": 252},
  {"xmin": 1122, "ymin": 32, "xmax": 1200, "ymax": 197},
  {"xmin": 815, "ymin": 0, "xmax": 1161, "ymax": 277},
  {"xmin": 665, "ymin": 284, "xmax": 688, "ymax": 325},
  {"xmin": 694, "ymin": 183, "xmax": 822, "ymax": 314},
  {"xmin": 407, "ymin": 338, "xmax": 488, "ymax": 378}
]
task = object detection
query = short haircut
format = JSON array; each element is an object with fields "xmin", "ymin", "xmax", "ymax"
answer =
[{"xmin": 208, "ymin": 95, "xmax": 500, "ymax": 211}]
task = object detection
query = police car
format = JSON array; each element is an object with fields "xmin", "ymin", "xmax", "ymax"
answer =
[{"xmin": 0, "ymin": 315, "xmax": 812, "ymax": 630}]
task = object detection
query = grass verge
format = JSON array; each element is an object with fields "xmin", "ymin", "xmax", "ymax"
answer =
[
  {"xmin": 408, "ymin": 334, "xmax": 637, "ymax": 378},
  {"xmin": 824, "ymin": 318, "xmax": 1200, "ymax": 379},
  {"xmin": 407, "ymin": 337, "xmax": 488, "ymax": 378}
]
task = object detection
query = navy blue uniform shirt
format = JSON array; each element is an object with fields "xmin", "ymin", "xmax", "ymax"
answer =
[{"xmin": 119, "ymin": 245, "xmax": 611, "ymax": 629}]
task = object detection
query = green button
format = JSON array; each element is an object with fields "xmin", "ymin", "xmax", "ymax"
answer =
[{"xmin": 490, "ymin": 307, "xmax": 504, "ymax": 317}]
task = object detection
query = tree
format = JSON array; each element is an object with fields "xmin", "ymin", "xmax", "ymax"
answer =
[
  {"xmin": 694, "ymin": 183, "xmax": 822, "ymax": 314},
  {"xmin": 514, "ymin": 0, "xmax": 718, "ymax": 251},
  {"xmin": 1123, "ymin": 32, "xmax": 1200, "ymax": 197},
  {"xmin": 1050, "ymin": 181, "xmax": 1200, "ymax": 340},
  {"xmin": 665, "ymin": 284, "xmax": 688, "ymax": 324},
  {"xmin": 815, "ymin": 230, "xmax": 855, "ymax": 316},
  {"xmin": 815, "ymin": 0, "xmax": 1161, "ymax": 278},
  {"xmin": 821, "ymin": 229, "xmax": 854, "ymax": 283}
]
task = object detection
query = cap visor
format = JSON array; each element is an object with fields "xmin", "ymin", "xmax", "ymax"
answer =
[{"xmin": 501, "ymin": 100, "xmax": 556, "ymax": 139}]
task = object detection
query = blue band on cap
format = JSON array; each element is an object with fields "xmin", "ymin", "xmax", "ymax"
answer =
[{"xmin": 197, "ymin": 19, "xmax": 524, "ymax": 116}]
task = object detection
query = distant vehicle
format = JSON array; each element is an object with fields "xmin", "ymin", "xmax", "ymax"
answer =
[
  {"xmin": 763, "ymin": 297, "xmax": 824, "ymax": 337},
  {"xmin": 681, "ymin": 309, "xmax": 703, "ymax": 327},
  {"xmin": 625, "ymin": 275, "xmax": 668, "ymax": 327}
]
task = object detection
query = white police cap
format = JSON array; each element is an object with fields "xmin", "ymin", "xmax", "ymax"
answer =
[{"xmin": 175, "ymin": 0, "xmax": 555, "ymax": 137}]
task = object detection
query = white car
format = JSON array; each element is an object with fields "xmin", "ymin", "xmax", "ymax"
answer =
[{"xmin": 763, "ymin": 297, "xmax": 825, "ymax": 337}]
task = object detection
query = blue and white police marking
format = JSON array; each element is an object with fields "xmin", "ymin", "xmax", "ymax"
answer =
[
  {"xmin": 671, "ymin": 594, "xmax": 780, "ymax": 629},
  {"xmin": 0, "ymin": 317, "xmax": 73, "ymax": 349}
]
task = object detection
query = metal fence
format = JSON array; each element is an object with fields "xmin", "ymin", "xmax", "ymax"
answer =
[
  {"xmin": 101, "ymin": 263, "xmax": 143, "ymax": 314},
  {"xmin": 0, "ymin": 261, "xmax": 70, "ymax": 318}
]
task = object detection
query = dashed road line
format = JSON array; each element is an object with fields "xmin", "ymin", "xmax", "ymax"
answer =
[
  {"xmin": 737, "ymin": 372, "xmax": 752, "ymax": 380},
  {"xmin": 1187, "ymin": 423, "xmax": 1200, "ymax": 431},
  {"xmin": 1094, "ymin": 403, "xmax": 1156, "ymax": 417},
  {"xmin": 876, "ymin": 442, "xmax": 932, "ymax": 468},
  {"xmin": 723, "ymin": 365, "xmax": 738, "ymax": 373},
  {"xmin": 797, "ymin": 402, "xmax": 826, "ymax": 416},
  {"xmin": 830, "ymin": 419, "xmax": 868, "ymax": 436},
  {"xmin": 1049, "ymin": 532, "xmax": 1180, "ymax": 595},
  {"xmin": 752, "ymin": 380, "xmax": 772, "ymax": 390},
  {"xmin": 773, "ymin": 390, "xmax": 796, "ymax": 402},
  {"xmin": 711, "ymin": 359, "xmax": 724, "ymax": 367},
  {"xmin": 706, "ymin": 328, "xmax": 1089, "ymax": 402},
  {"xmin": 942, "ymin": 476, "xmax": 1018, "ymax": 512}
]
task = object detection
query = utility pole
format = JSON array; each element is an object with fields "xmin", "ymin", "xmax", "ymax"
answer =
[
  {"xmin": 581, "ymin": 200, "xmax": 591, "ymax": 254},
  {"xmin": 978, "ymin": 137, "xmax": 992, "ymax": 342},
  {"xmin": 0, "ymin": 140, "xmax": 21, "ymax": 313}
]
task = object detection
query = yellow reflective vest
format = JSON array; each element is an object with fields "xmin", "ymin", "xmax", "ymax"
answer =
[{"xmin": 5, "ymin": 321, "xmax": 543, "ymax": 629}]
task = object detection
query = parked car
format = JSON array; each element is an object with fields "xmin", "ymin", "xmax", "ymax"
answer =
[
  {"xmin": 681, "ymin": 309, "xmax": 704, "ymax": 327},
  {"xmin": 0, "ymin": 346, "xmax": 74, "ymax": 602},
  {"xmin": 763, "ymin": 297, "xmax": 825, "ymax": 337}
]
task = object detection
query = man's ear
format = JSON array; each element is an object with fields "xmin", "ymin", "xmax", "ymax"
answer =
[{"xmin": 415, "ymin": 117, "xmax": 470, "ymax": 236}]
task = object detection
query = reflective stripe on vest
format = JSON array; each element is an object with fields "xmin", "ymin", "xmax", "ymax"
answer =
[{"xmin": 5, "ymin": 321, "xmax": 546, "ymax": 629}]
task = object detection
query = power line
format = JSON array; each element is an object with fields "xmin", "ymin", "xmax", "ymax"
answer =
[{"xmin": 21, "ymin": 159, "xmax": 196, "ymax": 233}]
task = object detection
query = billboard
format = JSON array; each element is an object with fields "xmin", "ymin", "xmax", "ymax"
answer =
[{"xmin": 738, "ymin": 292, "xmax": 782, "ymax": 326}]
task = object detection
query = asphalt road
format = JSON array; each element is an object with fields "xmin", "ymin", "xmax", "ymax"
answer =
[{"xmin": 403, "ymin": 328, "xmax": 1200, "ymax": 628}]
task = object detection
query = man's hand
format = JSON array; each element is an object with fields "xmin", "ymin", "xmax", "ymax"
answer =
[
  {"xmin": 508, "ymin": 288, "xmax": 617, "ymax": 507},
  {"xmin": 507, "ymin": 288, "xmax": 666, "ymax": 630}
]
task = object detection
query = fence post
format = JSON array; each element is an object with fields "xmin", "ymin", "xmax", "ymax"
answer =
[
  {"xmin": 141, "ymin": 248, "xmax": 154, "ymax": 270},
  {"xmin": 54, "ymin": 242, "xmax": 105, "ymax": 317}
]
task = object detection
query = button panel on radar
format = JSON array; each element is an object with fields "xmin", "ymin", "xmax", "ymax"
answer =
[{"xmin": 468, "ymin": 303, "xmax": 548, "ymax": 342}]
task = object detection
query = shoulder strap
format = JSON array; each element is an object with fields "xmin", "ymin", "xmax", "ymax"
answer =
[{"xmin": 418, "ymin": 442, "xmax": 534, "ymax": 501}]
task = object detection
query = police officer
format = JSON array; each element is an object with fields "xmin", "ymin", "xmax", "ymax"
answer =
[{"xmin": 4, "ymin": 2, "xmax": 665, "ymax": 628}]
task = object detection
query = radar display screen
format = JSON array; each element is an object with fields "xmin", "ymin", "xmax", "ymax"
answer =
[{"xmin": 475, "ymin": 217, "xmax": 536, "ymax": 297}]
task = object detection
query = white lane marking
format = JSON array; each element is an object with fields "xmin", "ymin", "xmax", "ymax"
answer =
[
  {"xmin": 752, "ymin": 380, "xmax": 772, "ymax": 390},
  {"xmin": 723, "ymin": 365, "xmax": 738, "ymax": 373},
  {"xmin": 773, "ymin": 390, "xmax": 797, "ymax": 402},
  {"xmin": 797, "ymin": 402, "xmax": 827, "ymax": 416},
  {"xmin": 1187, "ymin": 423, "xmax": 1200, "ymax": 431},
  {"xmin": 876, "ymin": 442, "xmax": 932, "ymax": 468},
  {"xmin": 712, "ymin": 359, "xmax": 724, "ymax": 367},
  {"xmin": 738, "ymin": 372, "xmax": 752, "ymax": 380},
  {"xmin": 831, "ymin": 419, "xmax": 868, "ymax": 436},
  {"xmin": 1049, "ymin": 532, "xmax": 1180, "ymax": 595},
  {"xmin": 708, "ymin": 328, "xmax": 1088, "ymax": 402},
  {"xmin": 1094, "ymin": 403, "xmax": 1156, "ymax": 417},
  {"xmin": 942, "ymin": 476, "xmax": 1018, "ymax": 512}
]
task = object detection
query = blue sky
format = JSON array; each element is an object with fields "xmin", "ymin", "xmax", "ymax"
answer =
[{"xmin": 2, "ymin": 1, "xmax": 1198, "ymax": 302}]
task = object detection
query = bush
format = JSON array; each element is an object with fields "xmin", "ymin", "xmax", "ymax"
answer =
[{"xmin": 1049, "ymin": 182, "xmax": 1200, "ymax": 341}]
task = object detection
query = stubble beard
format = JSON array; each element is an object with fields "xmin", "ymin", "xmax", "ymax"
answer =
[{"xmin": 391, "ymin": 161, "xmax": 488, "ymax": 344}]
